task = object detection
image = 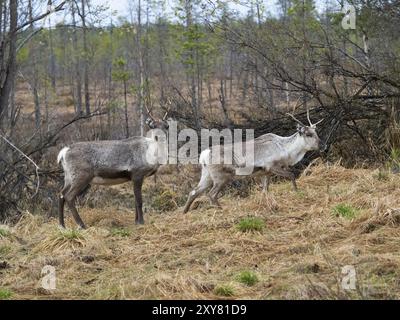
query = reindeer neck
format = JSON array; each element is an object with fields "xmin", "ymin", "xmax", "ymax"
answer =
[
  {"xmin": 147, "ymin": 130, "xmax": 168, "ymax": 144},
  {"xmin": 285, "ymin": 133, "xmax": 308, "ymax": 165}
]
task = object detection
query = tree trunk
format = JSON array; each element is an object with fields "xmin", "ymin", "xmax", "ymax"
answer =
[
  {"xmin": 0, "ymin": 0, "xmax": 18, "ymax": 122},
  {"xmin": 72, "ymin": 4, "xmax": 83, "ymax": 116},
  {"xmin": 48, "ymin": 15, "xmax": 56, "ymax": 90},
  {"xmin": 137, "ymin": 0, "xmax": 145, "ymax": 136},
  {"xmin": 185, "ymin": 0, "xmax": 200, "ymax": 130},
  {"xmin": 81, "ymin": 0, "xmax": 90, "ymax": 115},
  {"xmin": 124, "ymin": 80, "xmax": 129, "ymax": 138},
  {"xmin": 29, "ymin": 0, "xmax": 41, "ymax": 131}
]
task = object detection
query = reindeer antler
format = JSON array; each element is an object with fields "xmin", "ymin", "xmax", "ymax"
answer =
[
  {"xmin": 312, "ymin": 119, "xmax": 324, "ymax": 126},
  {"xmin": 286, "ymin": 113, "xmax": 306, "ymax": 127},
  {"xmin": 307, "ymin": 107, "xmax": 313, "ymax": 127},
  {"xmin": 306, "ymin": 106, "xmax": 324, "ymax": 127},
  {"xmin": 144, "ymin": 104, "xmax": 156, "ymax": 121},
  {"xmin": 162, "ymin": 98, "xmax": 172, "ymax": 120}
]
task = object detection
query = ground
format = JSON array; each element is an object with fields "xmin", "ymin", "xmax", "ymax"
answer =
[{"xmin": 1, "ymin": 162, "xmax": 400, "ymax": 300}]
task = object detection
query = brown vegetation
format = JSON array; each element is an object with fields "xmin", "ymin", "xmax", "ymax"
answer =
[{"xmin": 1, "ymin": 162, "xmax": 400, "ymax": 299}]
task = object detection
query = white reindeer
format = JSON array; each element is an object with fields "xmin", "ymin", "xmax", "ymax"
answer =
[{"xmin": 183, "ymin": 112, "xmax": 324, "ymax": 213}]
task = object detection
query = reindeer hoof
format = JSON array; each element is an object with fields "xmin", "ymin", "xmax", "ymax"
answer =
[{"xmin": 135, "ymin": 220, "xmax": 145, "ymax": 225}]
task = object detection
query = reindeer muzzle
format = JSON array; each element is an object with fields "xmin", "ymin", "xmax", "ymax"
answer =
[{"xmin": 319, "ymin": 141, "xmax": 327, "ymax": 153}]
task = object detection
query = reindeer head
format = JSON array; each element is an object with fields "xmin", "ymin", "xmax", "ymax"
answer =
[
  {"xmin": 145, "ymin": 117, "xmax": 169, "ymax": 131},
  {"xmin": 287, "ymin": 109, "xmax": 325, "ymax": 152},
  {"xmin": 145, "ymin": 102, "xmax": 170, "ymax": 131}
]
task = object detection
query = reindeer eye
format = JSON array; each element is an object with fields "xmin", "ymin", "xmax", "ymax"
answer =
[{"xmin": 306, "ymin": 133, "xmax": 313, "ymax": 137}]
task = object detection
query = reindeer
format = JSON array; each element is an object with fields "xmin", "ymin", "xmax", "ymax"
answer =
[
  {"xmin": 57, "ymin": 110, "xmax": 169, "ymax": 229},
  {"xmin": 183, "ymin": 111, "xmax": 324, "ymax": 213}
]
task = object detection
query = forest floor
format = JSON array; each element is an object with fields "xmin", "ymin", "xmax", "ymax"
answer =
[{"xmin": 1, "ymin": 162, "xmax": 400, "ymax": 300}]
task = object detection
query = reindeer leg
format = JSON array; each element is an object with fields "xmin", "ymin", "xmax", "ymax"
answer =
[
  {"xmin": 64, "ymin": 175, "xmax": 92, "ymax": 229},
  {"xmin": 58, "ymin": 196, "xmax": 65, "ymax": 228},
  {"xmin": 58, "ymin": 185, "xmax": 70, "ymax": 228},
  {"xmin": 133, "ymin": 178, "xmax": 144, "ymax": 225},
  {"xmin": 208, "ymin": 181, "xmax": 227, "ymax": 208},
  {"xmin": 66, "ymin": 201, "xmax": 87, "ymax": 229},
  {"xmin": 262, "ymin": 173, "xmax": 272, "ymax": 192},
  {"xmin": 291, "ymin": 175, "xmax": 298, "ymax": 191},
  {"xmin": 271, "ymin": 167, "xmax": 298, "ymax": 191},
  {"xmin": 183, "ymin": 170, "xmax": 212, "ymax": 213}
]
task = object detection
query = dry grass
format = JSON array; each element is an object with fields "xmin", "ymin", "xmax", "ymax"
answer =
[{"xmin": 1, "ymin": 162, "xmax": 400, "ymax": 300}]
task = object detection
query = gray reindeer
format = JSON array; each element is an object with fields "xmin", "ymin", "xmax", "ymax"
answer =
[
  {"xmin": 57, "ymin": 111, "xmax": 169, "ymax": 229},
  {"xmin": 183, "ymin": 111, "xmax": 324, "ymax": 213}
]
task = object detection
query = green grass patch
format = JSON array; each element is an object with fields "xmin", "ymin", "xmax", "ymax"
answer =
[
  {"xmin": 332, "ymin": 204, "xmax": 359, "ymax": 219},
  {"xmin": 236, "ymin": 271, "xmax": 259, "ymax": 286},
  {"xmin": 0, "ymin": 227, "xmax": 10, "ymax": 238},
  {"xmin": 0, "ymin": 245, "xmax": 11, "ymax": 258},
  {"xmin": 110, "ymin": 227, "xmax": 131, "ymax": 237},
  {"xmin": 214, "ymin": 284, "xmax": 235, "ymax": 297},
  {"xmin": 374, "ymin": 169, "xmax": 389, "ymax": 181},
  {"xmin": 0, "ymin": 288, "xmax": 12, "ymax": 300},
  {"xmin": 151, "ymin": 189, "xmax": 178, "ymax": 212},
  {"xmin": 236, "ymin": 217, "xmax": 264, "ymax": 232},
  {"xmin": 57, "ymin": 229, "xmax": 85, "ymax": 241},
  {"xmin": 295, "ymin": 190, "xmax": 306, "ymax": 198}
]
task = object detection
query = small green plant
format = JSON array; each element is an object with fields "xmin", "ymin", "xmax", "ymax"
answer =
[
  {"xmin": 386, "ymin": 148, "xmax": 400, "ymax": 172},
  {"xmin": 0, "ymin": 245, "xmax": 11, "ymax": 258},
  {"xmin": 214, "ymin": 284, "xmax": 235, "ymax": 297},
  {"xmin": 236, "ymin": 217, "xmax": 264, "ymax": 232},
  {"xmin": 375, "ymin": 169, "xmax": 389, "ymax": 181},
  {"xmin": 110, "ymin": 227, "xmax": 131, "ymax": 237},
  {"xmin": 390, "ymin": 148, "xmax": 400, "ymax": 164},
  {"xmin": 295, "ymin": 190, "xmax": 306, "ymax": 198},
  {"xmin": 0, "ymin": 227, "xmax": 10, "ymax": 238},
  {"xmin": 236, "ymin": 271, "xmax": 259, "ymax": 286},
  {"xmin": 58, "ymin": 229, "xmax": 85, "ymax": 240},
  {"xmin": 151, "ymin": 189, "xmax": 178, "ymax": 212},
  {"xmin": 332, "ymin": 204, "xmax": 359, "ymax": 219},
  {"xmin": 0, "ymin": 288, "xmax": 12, "ymax": 300}
]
